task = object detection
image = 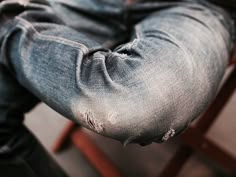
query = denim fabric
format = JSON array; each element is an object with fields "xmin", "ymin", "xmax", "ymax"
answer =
[
  {"xmin": 0, "ymin": 0, "xmax": 235, "ymax": 146},
  {"xmin": 0, "ymin": 0, "xmax": 235, "ymax": 176}
]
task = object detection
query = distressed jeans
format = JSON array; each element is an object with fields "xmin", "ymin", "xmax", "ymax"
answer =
[{"xmin": 0, "ymin": 0, "xmax": 235, "ymax": 176}]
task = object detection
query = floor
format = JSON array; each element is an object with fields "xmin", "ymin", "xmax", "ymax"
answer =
[{"xmin": 24, "ymin": 91, "xmax": 236, "ymax": 177}]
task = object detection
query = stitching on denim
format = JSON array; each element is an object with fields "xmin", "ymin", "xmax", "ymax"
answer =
[
  {"xmin": 162, "ymin": 128, "xmax": 175, "ymax": 142},
  {"xmin": 15, "ymin": 17, "xmax": 89, "ymax": 54}
]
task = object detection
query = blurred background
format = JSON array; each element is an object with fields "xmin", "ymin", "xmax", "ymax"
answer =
[{"xmin": 24, "ymin": 91, "xmax": 236, "ymax": 177}]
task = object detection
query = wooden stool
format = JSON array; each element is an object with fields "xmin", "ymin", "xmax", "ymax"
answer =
[
  {"xmin": 52, "ymin": 52, "xmax": 236, "ymax": 177},
  {"xmin": 52, "ymin": 121, "xmax": 124, "ymax": 177}
]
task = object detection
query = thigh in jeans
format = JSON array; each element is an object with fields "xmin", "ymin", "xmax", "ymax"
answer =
[
  {"xmin": 0, "ymin": 0, "xmax": 124, "ymax": 176},
  {"xmin": 0, "ymin": 0, "xmax": 234, "ymax": 146},
  {"xmin": 0, "ymin": 0, "xmax": 126, "ymax": 139}
]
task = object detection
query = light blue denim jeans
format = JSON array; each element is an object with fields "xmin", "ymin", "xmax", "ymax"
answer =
[{"xmin": 0, "ymin": 0, "xmax": 235, "ymax": 176}]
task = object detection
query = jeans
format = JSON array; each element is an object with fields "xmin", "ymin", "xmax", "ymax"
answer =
[{"xmin": 0, "ymin": 0, "xmax": 235, "ymax": 176}]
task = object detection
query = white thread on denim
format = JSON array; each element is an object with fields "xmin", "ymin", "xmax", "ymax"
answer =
[
  {"xmin": 15, "ymin": 17, "xmax": 89, "ymax": 54},
  {"xmin": 162, "ymin": 128, "xmax": 175, "ymax": 142},
  {"xmin": 83, "ymin": 109, "xmax": 104, "ymax": 133}
]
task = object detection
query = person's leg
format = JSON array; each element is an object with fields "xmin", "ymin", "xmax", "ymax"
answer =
[
  {"xmin": 0, "ymin": 0, "xmax": 125, "ymax": 176},
  {"xmin": 0, "ymin": 0, "xmax": 234, "ymax": 148},
  {"xmin": 0, "ymin": 64, "xmax": 69, "ymax": 177}
]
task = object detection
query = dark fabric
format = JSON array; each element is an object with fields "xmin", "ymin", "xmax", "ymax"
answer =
[
  {"xmin": 136, "ymin": 0, "xmax": 236, "ymax": 8},
  {"xmin": 0, "ymin": 125, "xmax": 69, "ymax": 177},
  {"xmin": 207, "ymin": 0, "xmax": 236, "ymax": 8}
]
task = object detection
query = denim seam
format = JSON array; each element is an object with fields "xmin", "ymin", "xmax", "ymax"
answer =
[{"xmin": 14, "ymin": 16, "xmax": 89, "ymax": 54}]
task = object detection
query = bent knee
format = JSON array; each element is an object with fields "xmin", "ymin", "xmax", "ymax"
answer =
[
  {"xmin": 71, "ymin": 74, "xmax": 196, "ymax": 145},
  {"xmin": 72, "ymin": 44, "xmax": 225, "ymax": 145}
]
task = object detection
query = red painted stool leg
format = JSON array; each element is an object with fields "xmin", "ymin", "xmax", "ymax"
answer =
[
  {"xmin": 71, "ymin": 129, "xmax": 124, "ymax": 177},
  {"xmin": 52, "ymin": 121, "xmax": 78, "ymax": 153},
  {"xmin": 159, "ymin": 64, "xmax": 236, "ymax": 177}
]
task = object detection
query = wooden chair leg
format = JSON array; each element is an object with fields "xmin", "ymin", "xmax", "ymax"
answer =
[
  {"xmin": 52, "ymin": 121, "xmax": 77, "ymax": 153},
  {"xmin": 196, "ymin": 67, "xmax": 236, "ymax": 132},
  {"xmin": 159, "ymin": 66, "xmax": 236, "ymax": 176},
  {"xmin": 181, "ymin": 127, "xmax": 236, "ymax": 171},
  {"xmin": 158, "ymin": 146, "xmax": 193, "ymax": 177},
  {"xmin": 71, "ymin": 129, "xmax": 124, "ymax": 177}
]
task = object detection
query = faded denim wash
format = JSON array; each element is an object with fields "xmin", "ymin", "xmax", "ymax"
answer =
[{"xmin": 0, "ymin": 0, "xmax": 235, "ymax": 176}]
